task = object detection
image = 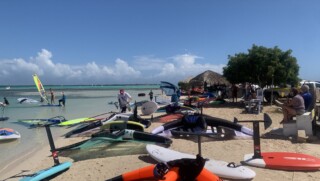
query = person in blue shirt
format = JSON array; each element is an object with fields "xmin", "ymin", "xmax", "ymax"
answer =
[
  {"xmin": 176, "ymin": 88, "xmax": 181, "ymax": 100},
  {"xmin": 301, "ymin": 85, "xmax": 313, "ymax": 111},
  {"xmin": 171, "ymin": 93, "xmax": 179, "ymax": 106},
  {"xmin": 58, "ymin": 92, "xmax": 66, "ymax": 106}
]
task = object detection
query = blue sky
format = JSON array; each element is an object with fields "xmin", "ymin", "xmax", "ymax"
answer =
[{"xmin": 0, "ymin": 0, "xmax": 319, "ymax": 85}]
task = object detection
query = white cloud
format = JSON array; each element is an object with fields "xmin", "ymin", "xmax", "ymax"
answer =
[
  {"xmin": 114, "ymin": 59, "xmax": 140, "ymax": 77},
  {"xmin": 133, "ymin": 55, "xmax": 166, "ymax": 71},
  {"xmin": 154, "ymin": 54, "xmax": 225, "ymax": 83},
  {"xmin": 0, "ymin": 50, "xmax": 225, "ymax": 85}
]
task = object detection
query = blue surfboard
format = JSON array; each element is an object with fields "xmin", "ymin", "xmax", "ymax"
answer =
[
  {"xmin": 40, "ymin": 104, "xmax": 62, "ymax": 107},
  {"xmin": 20, "ymin": 161, "xmax": 72, "ymax": 181}
]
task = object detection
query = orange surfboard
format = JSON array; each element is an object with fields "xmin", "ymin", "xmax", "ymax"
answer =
[{"xmin": 244, "ymin": 152, "xmax": 320, "ymax": 171}]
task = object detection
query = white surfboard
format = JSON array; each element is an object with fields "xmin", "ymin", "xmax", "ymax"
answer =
[
  {"xmin": 141, "ymin": 101, "xmax": 158, "ymax": 115},
  {"xmin": 0, "ymin": 128, "xmax": 21, "ymax": 141},
  {"xmin": 146, "ymin": 144, "xmax": 256, "ymax": 180},
  {"xmin": 17, "ymin": 97, "xmax": 39, "ymax": 104}
]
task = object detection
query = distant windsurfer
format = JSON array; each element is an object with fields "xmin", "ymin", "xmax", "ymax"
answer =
[
  {"xmin": 118, "ymin": 89, "xmax": 132, "ymax": 113},
  {"xmin": 3, "ymin": 97, "xmax": 9, "ymax": 106},
  {"xmin": 0, "ymin": 97, "xmax": 9, "ymax": 109}
]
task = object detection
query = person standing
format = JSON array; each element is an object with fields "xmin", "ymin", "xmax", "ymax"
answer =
[
  {"xmin": 58, "ymin": 92, "xmax": 66, "ymax": 106},
  {"xmin": 118, "ymin": 89, "xmax": 132, "ymax": 113},
  {"xmin": 171, "ymin": 92, "xmax": 179, "ymax": 106},
  {"xmin": 301, "ymin": 85, "xmax": 313, "ymax": 111},
  {"xmin": 49, "ymin": 88, "xmax": 55, "ymax": 104},
  {"xmin": 149, "ymin": 90, "xmax": 154, "ymax": 101},
  {"xmin": 176, "ymin": 88, "xmax": 181, "ymax": 101},
  {"xmin": 3, "ymin": 97, "xmax": 9, "ymax": 105},
  {"xmin": 231, "ymin": 84, "xmax": 238, "ymax": 102}
]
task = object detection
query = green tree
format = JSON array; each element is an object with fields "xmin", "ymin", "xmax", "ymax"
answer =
[{"xmin": 223, "ymin": 45, "xmax": 300, "ymax": 87}]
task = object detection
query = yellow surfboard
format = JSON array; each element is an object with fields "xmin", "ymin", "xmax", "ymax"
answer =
[{"xmin": 58, "ymin": 117, "xmax": 97, "ymax": 126}]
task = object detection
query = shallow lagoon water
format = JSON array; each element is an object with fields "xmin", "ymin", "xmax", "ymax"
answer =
[{"xmin": 0, "ymin": 86, "xmax": 162, "ymax": 174}]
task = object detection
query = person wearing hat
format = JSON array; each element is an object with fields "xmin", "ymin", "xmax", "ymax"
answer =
[
  {"xmin": 118, "ymin": 89, "xmax": 132, "ymax": 113},
  {"xmin": 301, "ymin": 84, "xmax": 313, "ymax": 111}
]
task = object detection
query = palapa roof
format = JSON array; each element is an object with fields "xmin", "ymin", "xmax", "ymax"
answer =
[
  {"xmin": 180, "ymin": 76, "xmax": 194, "ymax": 83},
  {"xmin": 189, "ymin": 70, "xmax": 230, "ymax": 86}
]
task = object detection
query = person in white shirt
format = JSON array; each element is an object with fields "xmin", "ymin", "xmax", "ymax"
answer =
[{"xmin": 118, "ymin": 89, "xmax": 132, "ymax": 113}]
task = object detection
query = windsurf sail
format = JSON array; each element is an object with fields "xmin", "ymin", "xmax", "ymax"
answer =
[
  {"xmin": 57, "ymin": 137, "xmax": 148, "ymax": 162},
  {"xmin": 160, "ymin": 81, "xmax": 178, "ymax": 96},
  {"xmin": 33, "ymin": 74, "xmax": 49, "ymax": 104}
]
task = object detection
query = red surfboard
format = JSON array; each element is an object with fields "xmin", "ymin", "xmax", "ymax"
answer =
[
  {"xmin": 244, "ymin": 152, "xmax": 320, "ymax": 171},
  {"xmin": 155, "ymin": 113, "xmax": 184, "ymax": 123},
  {"xmin": 241, "ymin": 114, "xmax": 320, "ymax": 171}
]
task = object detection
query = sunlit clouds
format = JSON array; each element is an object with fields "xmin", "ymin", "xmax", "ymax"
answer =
[{"xmin": 0, "ymin": 49, "xmax": 225, "ymax": 85}]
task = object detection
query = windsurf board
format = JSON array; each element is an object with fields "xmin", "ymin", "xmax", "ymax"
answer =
[
  {"xmin": 147, "ymin": 144, "xmax": 256, "ymax": 180},
  {"xmin": 243, "ymin": 152, "xmax": 320, "ymax": 171},
  {"xmin": 154, "ymin": 113, "xmax": 184, "ymax": 123},
  {"xmin": 0, "ymin": 128, "xmax": 21, "ymax": 141},
  {"xmin": 101, "ymin": 120, "xmax": 145, "ymax": 132},
  {"xmin": 20, "ymin": 161, "xmax": 72, "ymax": 181},
  {"xmin": 17, "ymin": 97, "xmax": 39, "ymax": 104},
  {"xmin": 0, "ymin": 117, "xmax": 9, "ymax": 121},
  {"xmin": 40, "ymin": 104, "xmax": 62, "ymax": 107},
  {"xmin": 58, "ymin": 117, "xmax": 97, "ymax": 126},
  {"xmin": 141, "ymin": 101, "xmax": 158, "ymax": 115}
]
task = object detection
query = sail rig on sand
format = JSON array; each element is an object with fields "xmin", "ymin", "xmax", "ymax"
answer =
[{"xmin": 33, "ymin": 74, "xmax": 49, "ymax": 104}]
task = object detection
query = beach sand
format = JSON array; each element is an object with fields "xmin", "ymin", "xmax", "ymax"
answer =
[{"xmin": 2, "ymin": 101, "xmax": 320, "ymax": 181}]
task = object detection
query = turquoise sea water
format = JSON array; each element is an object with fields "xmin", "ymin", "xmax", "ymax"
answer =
[{"xmin": 0, "ymin": 85, "xmax": 161, "ymax": 177}]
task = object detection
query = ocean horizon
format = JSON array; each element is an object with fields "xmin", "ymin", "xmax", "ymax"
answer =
[{"xmin": 0, "ymin": 84, "xmax": 160, "ymax": 91}]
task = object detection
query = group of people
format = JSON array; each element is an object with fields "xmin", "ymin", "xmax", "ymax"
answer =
[
  {"xmin": 49, "ymin": 88, "xmax": 66, "ymax": 106},
  {"xmin": 231, "ymin": 83, "xmax": 258, "ymax": 103},
  {"xmin": 280, "ymin": 84, "xmax": 313, "ymax": 123}
]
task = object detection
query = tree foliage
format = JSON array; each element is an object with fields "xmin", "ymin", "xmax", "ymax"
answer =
[{"xmin": 223, "ymin": 45, "xmax": 300, "ymax": 87}]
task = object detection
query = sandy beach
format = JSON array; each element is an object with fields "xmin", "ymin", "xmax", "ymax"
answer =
[{"xmin": 2, "ymin": 101, "xmax": 320, "ymax": 181}]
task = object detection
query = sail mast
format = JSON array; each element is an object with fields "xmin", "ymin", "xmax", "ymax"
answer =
[{"xmin": 33, "ymin": 74, "xmax": 49, "ymax": 104}]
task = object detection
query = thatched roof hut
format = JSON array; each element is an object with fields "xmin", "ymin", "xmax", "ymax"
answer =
[
  {"xmin": 189, "ymin": 70, "xmax": 230, "ymax": 87},
  {"xmin": 180, "ymin": 76, "xmax": 193, "ymax": 83}
]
